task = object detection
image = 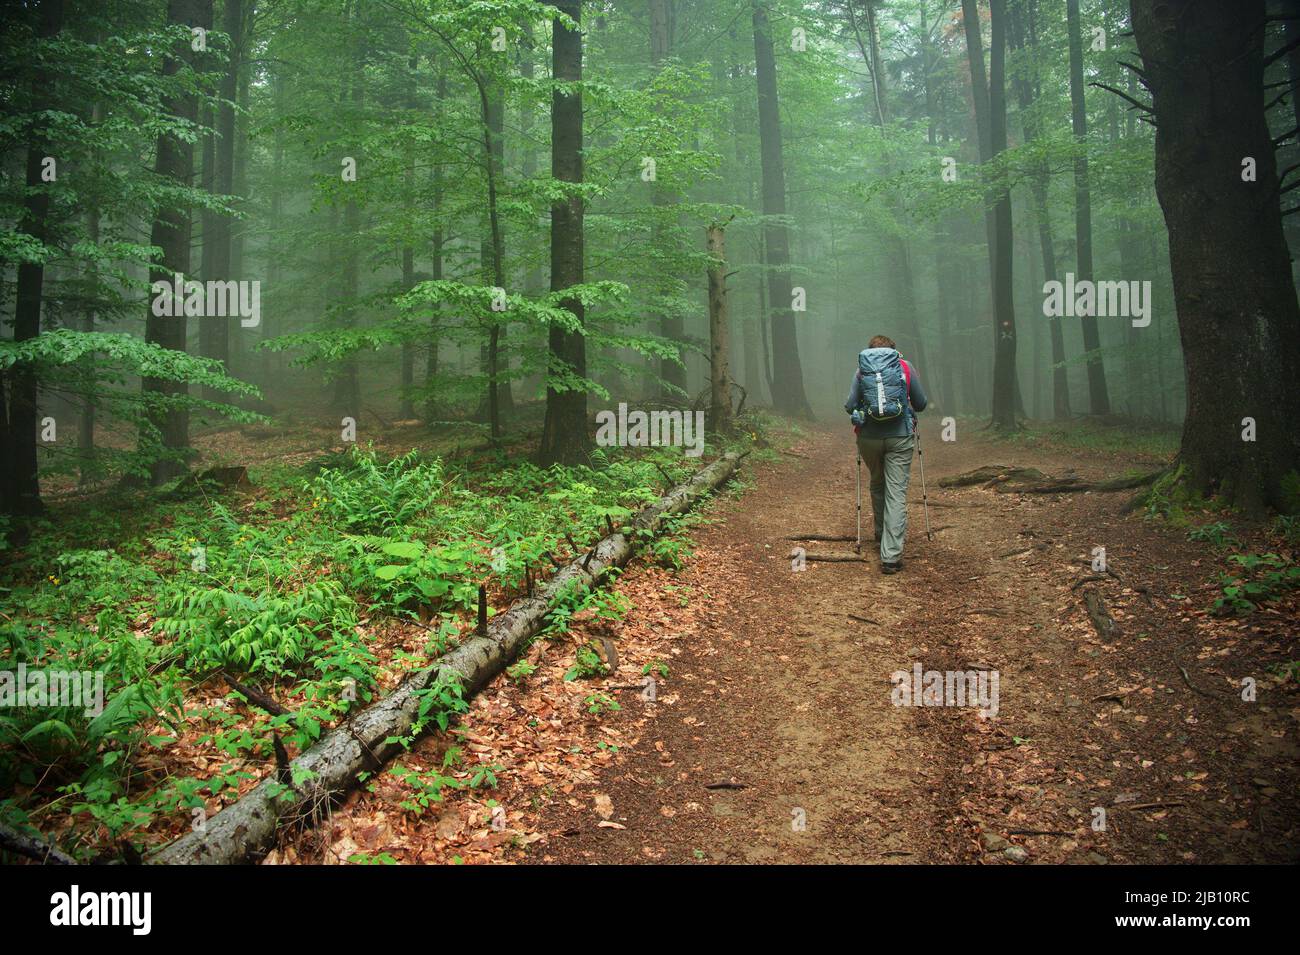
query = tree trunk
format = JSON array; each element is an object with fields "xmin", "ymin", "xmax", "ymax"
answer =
[
  {"xmin": 1067, "ymin": 0, "xmax": 1110, "ymax": 414},
  {"xmin": 400, "ymin": 55, "xmax": 417, "ymax": 420},
  {"xmin": 481, "ymin": 79, "xmax": 511, "ymax": 437},
  {"xmin": 706, "ymin": 221, "xmax": 732, "ymax": 432},
  {"xmin": 649, "ymin": 0, "xmax": 687, "ymax": 399},
  {"xmin": 80, "ymin": 138, "xmax": 100, "ymax": 484},
  {"xmin": 425, "ymin": 71, "xmax": 447, "ymax": 420},
  {"xmin": 752, "ymin": 1, "xmax": 811, "ymax": 418},
  {"xmin": 264, "ymin": 73, "xmax": 286, "ymax": 382},
  {"xmin": 143, "ymin": 0, "xmax": 209, "ymax": 487},
  {"xmin": 921, "ymin": 9, "xmax": 957, "ymax": 412},
  {"xmin": 331, "ymin": 12, "xmax": 362, "ymax": 421},
  {"xmin": 1009, "ymin": 0, "xmax": 1070, "ymax": 419},
  {"xmin": 987, "ymin": 0, "xmax": 1017, "ymax": 429},
  {"xmin": 199, "ymin": 0, "xmax": 244, "ymax": 394},
  {"xmin": 4, "ymin": 0, "xmax": 64, "ymax": 516},
  {"xmin": 1132, "ymin": 0, "xmax": 1300, "ymax": 513},
  {"xmin": 228, "ymin": 16, "xmax": 252, "ymax": 377},
  {"xmin": 538, "ymin": 0, "xmax": 591, "ymax": 465}
]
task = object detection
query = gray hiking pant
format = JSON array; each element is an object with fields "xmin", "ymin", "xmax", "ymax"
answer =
[{"xmin": 856, "ymin": 433, "xmax": 915, "ymax": 564}]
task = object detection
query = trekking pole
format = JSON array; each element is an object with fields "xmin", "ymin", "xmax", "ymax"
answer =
[
  {"xmin": 915, "ymin": 428, "xmax": 933, "ymax": 542},
  {"xmin": 854, "ymin": 453, "xmax": 862, "ymax": 554}
]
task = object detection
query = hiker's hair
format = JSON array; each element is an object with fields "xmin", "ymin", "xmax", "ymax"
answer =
[{"xmin": 868, "ymin": 335, "xmax": 896, "ymax": 349}]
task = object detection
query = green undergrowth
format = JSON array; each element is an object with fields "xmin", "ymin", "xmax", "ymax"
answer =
[{"xmin": 0, "ymin": 418, "xmax": 764, "ymax": 858}]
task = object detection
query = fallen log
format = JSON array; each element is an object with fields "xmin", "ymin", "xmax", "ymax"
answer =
[
  {"xmin": 149, "ymin": 451, "xmax": 747, "ymax": 865},
  {"xmin": 940, "ymin": 465, "xmax": 1164, "ymax": 495},
  {"xmin": 0, "ymin": 821, "xmax": 75, "ymax": 865}
]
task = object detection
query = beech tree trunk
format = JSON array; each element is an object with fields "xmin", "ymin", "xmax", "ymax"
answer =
[
  {"xmin": 752, "ymin": 1, "xmax": 811, "ymax": 418},
  {"xmin": 1008, "ymin": 0, "xmax": 1070, "ymax": 420},
  {"xmin": 4, "ymin": 0, "xmax": 64, "ymax": 516},
  {"xmin": 199, "ymin": 0, "xmax": 244, "ymax": 393},
  {"xmin": 144, "ymin": 0, "xmax": 209, "ymax": 487},
  {"xmin": 987, "ymin": 0, "xmax": 1017, "ymax": 430},
  {"xmin": 1132, "ymin": 0, "xmax": 1300, "ymax": 513},
  {"xmin": 538, "ymin": 0, "xmax": 591, "ymax": 465},
  {"xmin": 1067, "ymin": 0, "xmax": 1110, "ymax": 414},
  {"xmin": 649, "ymin": 0, "xmax": 687, "ymax": 399},
  {"xmin": 706, "ymin": 222, "xmax": 732, "ymax": 432}
]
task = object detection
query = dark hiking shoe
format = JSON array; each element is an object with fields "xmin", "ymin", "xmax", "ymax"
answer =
[{"xmin": 881, "ymin": 561, "xmax": 903, "ymax": 575}]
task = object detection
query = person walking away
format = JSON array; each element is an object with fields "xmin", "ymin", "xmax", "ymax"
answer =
[{"xmin": 844, "ymin": 335, "xmax": 928, "ymax": 574}]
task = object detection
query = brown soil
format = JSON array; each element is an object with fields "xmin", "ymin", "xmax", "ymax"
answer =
[
  {"xmin": 305, "ymin": 420, "xmax": 1298, "ymax": 866},
  {"xmin": 518, "ymin": 423, "xmax": 1299, "ymax": 865}
]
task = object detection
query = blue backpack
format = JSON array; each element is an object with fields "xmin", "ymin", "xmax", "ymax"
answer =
[{"xmin": 854, "ymin": 347, "xmax": 910, "ymax": 422}]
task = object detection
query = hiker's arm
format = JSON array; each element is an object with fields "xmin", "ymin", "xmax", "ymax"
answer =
[
  {"xmin": 909, "ymin": 369, "xmax": 929, "ymax": 412},
  {"xmin": 844, "ymin": 373, "xmax": 861, "ymax": 414}
]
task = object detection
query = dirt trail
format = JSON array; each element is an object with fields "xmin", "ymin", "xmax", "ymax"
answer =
[{"xmin": 527, "ymin": 421, "xmax": 1299, "ymax": 865}]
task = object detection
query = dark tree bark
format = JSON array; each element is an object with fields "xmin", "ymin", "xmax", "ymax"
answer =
[
  {"xmin": 987, "ymin": 0, "xmax": 1018, "ymax": 429},
  {"xmin": 538, "ymin": 0, "xmax": 591, "ymax": 466},
  {"xmin": 4, "ymin": 0, "xmax": 65, "ymax": 516},
  {"xmin": 228, "ymin": 14, "xmax": 252, "ymax": 376},
  {"xmin": 1008, "ymin": 0, "xmax": 1070, "ymax": 419},
  {"xmin": 331, "ymin": 9, "xmax": 362, "ymax": 421},
  {"xmin": 649, "ymin": 0, "xmax": 687, "ymax": 399},
  {"xmin": 751, "ymin": 2, "xmax": 811, "ymax": 418},
  {"xmin": 424, "ymin": 69, "xmax": 447, "ymax": 420},
  {"xmin": 920, "ymin": 6, "xmax": 957, "ymax": 412},
  {"xmin": 1067, "ymin": 0, "xmax": 1110, "ymax": 414},
  {"xmin": 706, "ymin": 221, "xmax": 732, "ymax": 432},
  {"xmin": 1132, "ymin": 0, "xmax": 1300, "ymax": 513},
  {"xmin": 199, "ymin": 0, "xmax": 245, "ymax": 392},
  {"xmin": 143, "ymin": 0, "xmax": 210, "ymax": 487},
  {"xmin": 481, "ymin": 79, "xmax": 511, "ymax": 435},
  {"xmin": 264, "ymin": 72, "xmax": 286, "ymax": 380},
  {"xmin": 400, "ymin": 54, "xmax": 418, "ymax": 420},
  {"xmin": 960, "ymin": 0, "xmax": 991, "ymax": 163}
]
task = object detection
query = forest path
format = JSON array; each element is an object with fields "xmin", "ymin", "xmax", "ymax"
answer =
[{"xmin": 524, "ymin": 420, "xmax": 1298, "ymax": 865}]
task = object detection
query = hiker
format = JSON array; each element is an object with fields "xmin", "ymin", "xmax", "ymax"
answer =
[{"xmin": 844, "ymin": 335, "xmax": 928, "ymax": 574}]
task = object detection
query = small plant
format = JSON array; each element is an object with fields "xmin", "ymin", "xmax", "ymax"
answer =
[
  {"xmin": 506, "ymin": 659, "xmax": 537, "ymax": 684},
  {"xmin": 1214, "ymin": 553, "xmax": 1300, "ymax": 615},
  {"xmin": 1273, "ymin": 514, "xmax": 1300, "ymax": 546},
  {"xmin": 565, "ymin": 643, "xmax": 608, "ymax": 681},
  {"xmin": 1187, "ymin": 521, "xmax": 1239, "ymax": 550},
  {"xmin": 642, "ymin": 660, "xmax": 669, "ymax": 678},
  {"xmin": 583, "ymin": 692, "xmax": 621, "ymax": 716},
  {"xmin": 388, "ymin": 763, "xmax": 463, "ymax": 814}
]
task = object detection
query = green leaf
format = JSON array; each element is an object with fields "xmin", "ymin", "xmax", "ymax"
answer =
[{"xmin": 381, "ymin": 541, "xmax": 424, "ymax": 560}]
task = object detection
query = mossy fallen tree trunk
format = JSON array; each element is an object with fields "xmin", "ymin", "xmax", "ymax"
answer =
[
  {"xmin": 149, "ymin": 451, "xmax": 746, "ymax": 865},
  {"xmin": 939, "ymin": 465, "xmax": 1164, "ymax": 494}
]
